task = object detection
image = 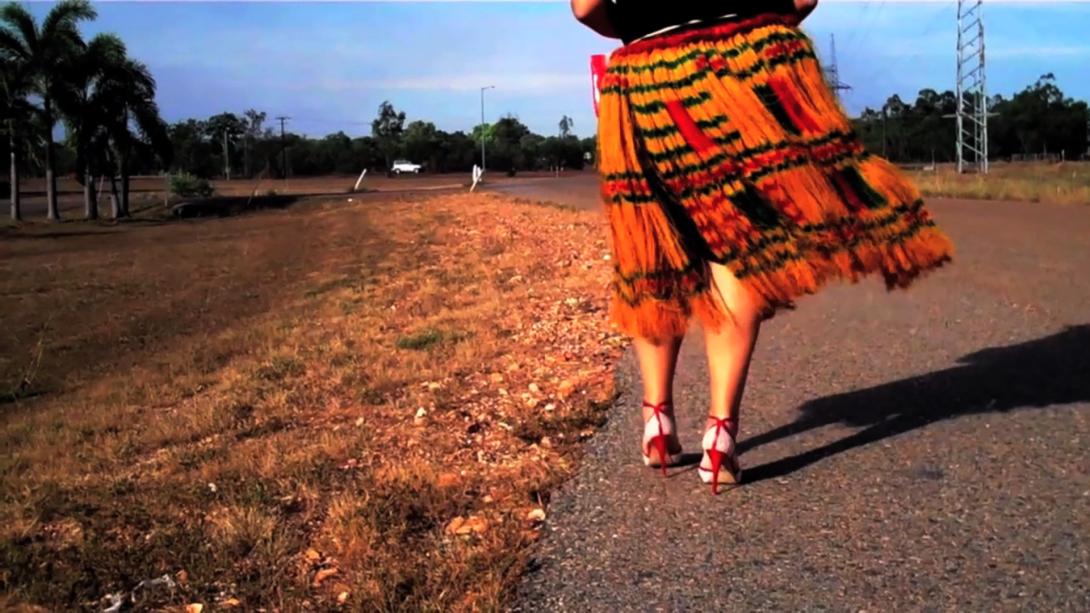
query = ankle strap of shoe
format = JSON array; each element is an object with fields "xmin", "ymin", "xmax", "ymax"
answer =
[
  {"xmin": 706, "ymin": 415, "xmax": 738, "ymax": 437},
  {"xmin": 642, "ymin": 400, "xmax": 673, "ymax": 413}
]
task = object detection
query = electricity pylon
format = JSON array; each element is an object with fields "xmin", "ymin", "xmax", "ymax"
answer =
[{"xmin": 956, "ymin": 0, "xmax": 988, "ymax": 174}]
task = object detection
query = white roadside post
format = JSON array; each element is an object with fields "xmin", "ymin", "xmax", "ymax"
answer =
[{"xmin": 470, "ymin": 164, "xmax": 483, "ymax": 192}]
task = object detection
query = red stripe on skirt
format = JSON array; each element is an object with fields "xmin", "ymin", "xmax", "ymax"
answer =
[
  {"xmin": 665, "ymin": 100, "xmax": 718, "ymax": 153},
  {"xmin": 768, "ymin": 77, "xmax": 822, "ymax": 134}
]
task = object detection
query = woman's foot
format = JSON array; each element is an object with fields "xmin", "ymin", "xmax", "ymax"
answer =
[
  {"xmin": 698, "ymin": 415, "xmax": 741, "ymax": 494},
  {"xmin": 642, "ymin": 400, "xmax": 683, "ymax": 475}
]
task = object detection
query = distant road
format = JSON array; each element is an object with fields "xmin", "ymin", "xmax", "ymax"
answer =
[
  {"xmin": 486, "ymin": 172, "xmax": 602, "ymax": 210},
  {"xmin": 8, "ymin": 172, "xmax": 586, "ymax": 220}
]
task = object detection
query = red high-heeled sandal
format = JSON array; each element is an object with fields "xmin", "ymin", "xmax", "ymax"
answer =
[
  {"xmin": 698, "ymin": 416, "xmax": 741, "ymax": 494},
  {"xmin": 641, "ymin": 400, "xmax": 682, "ymax": 475}
]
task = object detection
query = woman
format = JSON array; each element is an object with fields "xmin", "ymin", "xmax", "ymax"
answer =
[{"xmin": 572, "ymin": 0, "xmax": 953, "ymax": 493}]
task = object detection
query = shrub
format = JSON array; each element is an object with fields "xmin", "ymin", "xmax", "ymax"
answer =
[
  {"xmin": 168, "ymin": 173, "xmax": 214, "ymax": 199},
  {"xmin": 395, "ymin": 328, "xmax": 467, "ymax": 351}
]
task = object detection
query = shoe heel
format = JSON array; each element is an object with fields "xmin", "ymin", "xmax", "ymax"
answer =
[
  {"xmin": 708, "ymin": 448, "xmax": 722, "ymax": 495},
  {"xmin": 650, "ymin": 434, "xmax": 668, "ymax": 476},
  {"xmin": 642, "ymin": 400, "xmax": 679, "ymax": 477}
]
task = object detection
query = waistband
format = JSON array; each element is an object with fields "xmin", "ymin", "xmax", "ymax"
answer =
[
  {"xmin": 625, "ymin": 12, "xmax": 740, "ymax": 44},
  {"xmin": 612, "ymin": 13, "xmax": 800, "ymax": 57}
]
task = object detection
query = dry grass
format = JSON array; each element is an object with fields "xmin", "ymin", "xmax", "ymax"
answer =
[
  {"xmin": 908, "ymin": 161, "xmax": 1090, "ymax": 205},
  {"xmin": 0, "ymin": 192, "xmax": 625, "ymax": 610}
]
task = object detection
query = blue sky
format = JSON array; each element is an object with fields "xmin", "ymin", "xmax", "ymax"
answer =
[{"xmin": 32, "ymin": 1, "xmax": 1090, "ymax": 139}]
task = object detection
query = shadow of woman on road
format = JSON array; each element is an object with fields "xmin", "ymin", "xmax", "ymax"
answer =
[{"xmin": 740, "ymin": 324, "xmax": 1090, "ymax": 484}]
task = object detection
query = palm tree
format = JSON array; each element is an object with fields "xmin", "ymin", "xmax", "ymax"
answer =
[
  {"xmin": 95, "ymin": 53, "xmax": 169, "ymax": 218},
  {"xmin": 0, "ymin": 52, "xmax": 33, "ymax": 220},
  {"xmin": 60, "ymin": 33, "xmax": 126, "ymax": 220},
  {"xmin": 0, "ymin": 0, "xmax": 96, "ymax": 221}
]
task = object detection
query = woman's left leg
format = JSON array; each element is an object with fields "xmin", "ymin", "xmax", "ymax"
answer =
[{"xmin": 633, "ymin": 335, "xmax": 685, "ymax": 468}]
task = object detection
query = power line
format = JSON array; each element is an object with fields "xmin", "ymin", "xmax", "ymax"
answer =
[
  {"xmin": 839, "ymin": 0, "xmax": 884, "ymax": 60},
  {"xmin": 837, "ymin": 4, "xmax": 951, "ymax": 113},
  {"xmin": 288, "ymin": 117, "xmax": 372, "ymax": 126}
]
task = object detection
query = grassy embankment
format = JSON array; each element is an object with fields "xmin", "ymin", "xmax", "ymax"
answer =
[
  {"xmin": 0, "ymin": 191, "xmax": 624, "ymax": 610},
  {"xmin": 908, "ymin": 161, "xmax": 1090, "ymax": 205}
]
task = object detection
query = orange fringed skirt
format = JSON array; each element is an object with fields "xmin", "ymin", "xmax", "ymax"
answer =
[{"xmin": 598, "ymin": 14, "xmax": 953, "ymax": 341}]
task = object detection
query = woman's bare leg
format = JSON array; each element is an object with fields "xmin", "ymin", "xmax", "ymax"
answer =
[
  {"xmin": 633, "ymin": 335, "xmax": 684, "ymax": 455},
  {"xmin": 633, "ymin": 335, "xmax": 683, "ymax": 406},
  {"xmin": 704, "ymin": 262, "xmax": 762, "ymax": 428}
]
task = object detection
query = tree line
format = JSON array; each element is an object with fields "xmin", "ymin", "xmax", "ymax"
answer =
[
  {"xmin": 174, "ymin": 73, "xmax": 1087, "ymax": 183},
  {"xmin": 168, "ymin": 102, "xmax": 595, "ymax": 181},
  {"xmin": 853, "ymin": 74, "xmax": 1089, "ymax": 164}
]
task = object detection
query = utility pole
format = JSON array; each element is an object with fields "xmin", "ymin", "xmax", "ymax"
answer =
[
  {"xmin": 222, "ymin": 129, "xmax": 234, "ymax": 181},
  {"xmin": 1085, "ymin": 112, "xmax": 1089, "ymax": 160},
  {"xmin": 9, "ymin": 129, "xmax": 19, "ymax": 221},
  {"xmin": 882, "ymin": 105, "xmax": 888, "ymax": 158},
  {"xmin": 824, "ymin": 34, "xmax": 852, "ymax": 102},
  {"xmin": 956, "ymin": 0, "xmax": 987, "ymax": 174},
  {"xmin": 276, "ymin": 116, "xmax": 290, "ymax": 179},
  {"xmin": 480, "ymin": 85, "xmax": 495, "ymax": 172}
]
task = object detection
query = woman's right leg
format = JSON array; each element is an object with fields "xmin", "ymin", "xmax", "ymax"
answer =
[
  {"xmin": 699, "ymin": 262, "xmax": 762, "ymax": 491},
  {"xmin": 634, "ymin": 335, "xmax": 685, "ymax": 463},
  {"xmin": 704, "ymin": 262, "xmax": 762, "ymax": 426},
  {"xmin": 633, "ymin": 335, "xmax": 683, "ymax": 408}
]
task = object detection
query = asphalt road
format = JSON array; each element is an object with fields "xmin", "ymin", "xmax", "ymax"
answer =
[{"xmin": 496, "ymin": 176, "xmax": 1090, "ymax": 610}]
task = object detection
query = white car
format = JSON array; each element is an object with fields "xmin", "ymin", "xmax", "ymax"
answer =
[{"xmin": 391, "ymin": 160, "xmax": 422, "ymax": 174}]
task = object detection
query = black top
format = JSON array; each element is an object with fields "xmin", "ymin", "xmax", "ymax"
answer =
[{"xmin": 605, "ymin": 0, "xmax": 797, "ymax": 44}]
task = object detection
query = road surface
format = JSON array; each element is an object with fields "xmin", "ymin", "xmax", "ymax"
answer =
[{"xmin": 494, "ymin": 175, "xmax": 1090, "ymax": 610}]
